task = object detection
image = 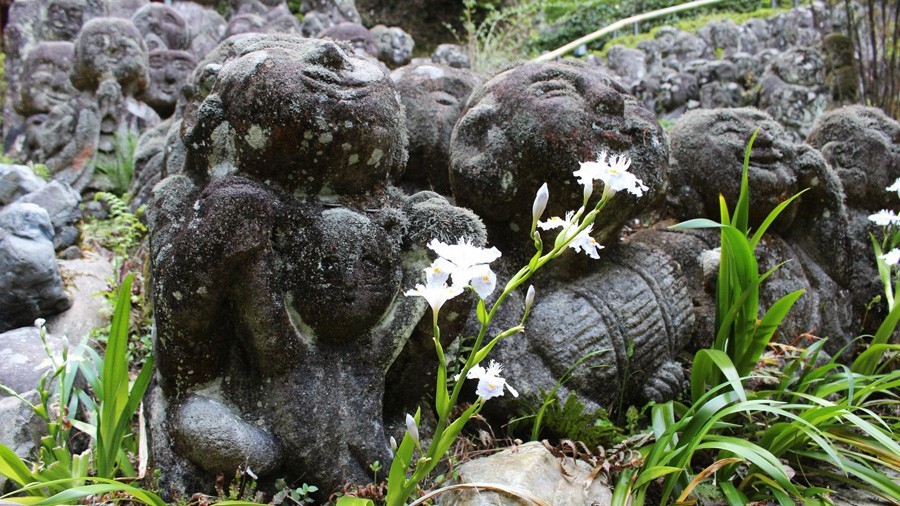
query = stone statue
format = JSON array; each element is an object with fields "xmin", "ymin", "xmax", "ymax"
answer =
[
  {"xmin": 62, "ymin": 17, "xmax": 160, "ymax": 191},
  {"xmin": 172, "ymin": 1, "xmax": 227, "ymax": 59},
  {"xmin": 391, "ymin": 63, "xmax": 481, "ymax": 195},
  {"xmin": 448, "ymin": 60, "xmax": 690, "ymax": 410},
  {"xmin": 650, "ymin": 107, "xmax": 855, "ymax": 353},
  {"xmin": 319, "ymin": 22, "xmax": 379, "ymax": 59},
  {"xmin": 450, "ymin": 60, "xmax": 668, "ymax": 251},
  {"xmin": 143, "ymin": 50, "xmax": 198, "ymax": 118},
  {"xmin": 370, "ymin": 25, "xmax": 415, "ymax": 68},
  {"xmin": 226, "ymin": 0, "xmax": 301, "ymax": 35},
  {"xmin": 299, "ymin": 0, "xmax": 362, "ymax": 37},
  {"xmin": 806, "ymin": 105, "xmax": 900, "ymax": 335},
  {"xmin": 131, "ymin": 4, "xmax": 191, "ymax": 52},
  {"xmin": 42, "ymin": 0, "xmax": 92, "ymax": 41},
  {"xmin": 147, "ymin": 35, "xmax": 485, "ymax": 495}
]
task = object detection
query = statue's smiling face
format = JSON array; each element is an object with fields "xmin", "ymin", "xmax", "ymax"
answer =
[{"xmin": 277, "ymin": 207, "xmax": 401, "ymax": 342}]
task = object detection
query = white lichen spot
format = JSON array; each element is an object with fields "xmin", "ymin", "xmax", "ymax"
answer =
[
  {"xmin": 197, "ymin": 286, "xmax": 207, "ymax": 295},
  {"xmin": 367, "ymin": 148, "xmax": 384, "ymax": 166},
  {"xmin": 699, "ymin": 248, "xmax": 721, "ymax": 278},
  {"xmin": 303, "ymin": 131, "xmax": 314, "ymax": 140},
  {"xmin": 173, "ymin": 291, "xmax": 183, "ymax": 301},
  {"xmin": 246, "ymin": 124, "xmax": 269, "ymax": 150},
  {"xmin": 344, "ymin": 120, "xmax": 353, "ymax": 128},
  {"xmin": 341, "ymin": 143, "xmax": 352, "ymax": 151},
  {"xmin": 500, "ymin": 170, "xmax": 514, "ymax": 191},
  {"xmin": 193, "ymin": 200, "xmax": 201, "ymax": 211},
  {"xmin": 348, "ymin": 153, "xmax": 359, "ymax": 165},
  {"xmin": 318, "ymin": 132, "xmax": 333, "ymax": 144}
]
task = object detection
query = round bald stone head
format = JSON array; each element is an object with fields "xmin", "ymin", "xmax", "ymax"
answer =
[
  {"xmin": 132, "ymin": 4, "xmax": 190, "ymax": 51},
  {"xmin": 391, "ymin": 63, "xmax": 481, "ymax": 194},
  {"xmin": 450, "ymin": 60, "xmax": 667, "ymax": 242},
  {"xmin": 18, "ymin": 42, "xmax": 77, "ymax": 117},
  {"xmin": 71, "ymin": 18, "xmax": 150, "ymax": 95},
  {"xmin": 370, "ymin": 25, "xmax": 414, "ymax": 68},
  {"xmin": 806, "ymin": 105, "xmax": 900, "ymax": 210},
  {"xmin": 668, "ymin": 108, "xmax": 801, "ymax": 227},
  {"xmin": 188, "ymin": 36, "xmax": 407, "ymax": 195},
  {"xmin": 320, "ymin": 22, "xmax": 378, "ymax": 58}
]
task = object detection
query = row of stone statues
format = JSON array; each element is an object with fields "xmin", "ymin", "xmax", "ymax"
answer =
[{"xmin": 130, "ymin": 28, "xmax": 898, "ymax": 496}]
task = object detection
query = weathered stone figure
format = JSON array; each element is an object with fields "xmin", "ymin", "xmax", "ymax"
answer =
[
  {"xmin": 63, "ymin": 17, "xmax": 160, "ymax": 191},
  {"xmin": 370, "ymin": 25, "xmax": 415, "ymax": 68},
  {"xmin": 449, "ymin": 61, "xmax": 691, "ymax": 409},
  {"xmin": 319, "ymin": 22, "xmax": 379, "ymax": 59},
  {"xmin": 143, "ymin": 50, "xmax": 197, "ymax": 118},
  {"xmin": 450, "ymin": 60, "xmax": 668, "ymax": 249},
  {"xmin": 806, "ymin": 105, "xmax": 900, "ymax": 334},
  {"xmin": 299, "ymin": 0, "xmax": 362, "ymax": 37},
  {"xmin": 391, "ymin": 63, "xmax": 481, "ymax": 195},
  {"xmin": 172, "ymin": 1, "xmax": 227, "ymax": 59},
  {"xmin": 147, "ymin": 35, "xmax": 484, "ymax": 494},
  {"xmin": 655, "ymin": 107, "xmax": 854, "ymax": 352},
  {"xmin": 131, "ymin": 4, "xmax": 191, "ymax": 51}
]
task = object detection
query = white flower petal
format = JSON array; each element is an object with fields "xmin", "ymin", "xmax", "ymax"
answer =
[{"xmin": 880, "ymin": 248, "xmax": 900, "ymax": 266}]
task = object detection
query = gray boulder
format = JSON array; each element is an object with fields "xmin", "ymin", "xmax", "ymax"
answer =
[
  {"xmin": 46, "ymin": 252, "xmax": 115, "ymax": 347},
  {"xmin": 16, "ymin": 180, "xmax": 82, "ymax": 250},
  {"xmin": 0, "ymin": 391, "xmax": 45, "ymax": 493},
  {"xmin": 435, "ymin": 442, "xmax": 613, "ymax": 506},
  {"xmin": 0, "ymin": 203, "xmax": 71, "ymax": 332},
  {"xmin": 432, "ymin": 43, "xmax": 470, "ymax": 69},
  {"xmin": 0, "ymin": 326, "xmax": 65, "ymax": 396},
  {"xmin": 0, "ymin": 165, "xmax": 45, "ymax": 205}
]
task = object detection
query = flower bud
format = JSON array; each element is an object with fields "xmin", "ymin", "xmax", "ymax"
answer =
[
  {"xmin": 532, "ymin": 183, "xmax": 549, "ymax": 223},
  {"xmin": 389, "ymin": 436, "xmax": 398, "ymax": 453},
  {"xmin": 405, "ymin": 413, "xmax": 420, "ymax": 447},
  {"xmin": 34, "ymin": 318, "xmax": 46, "ymax": 329},
  {"xmin": 583, "ymin": 181, "xmax": 593, "ymax": 203},
  {"xmin": 525, "ymin": 285, "xmax": 535, "ymax": 314}
]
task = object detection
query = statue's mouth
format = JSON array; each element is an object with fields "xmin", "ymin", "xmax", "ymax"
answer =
[{"xmin": 299, "ymin": 66, "xmax": 375, "ymax": 100}]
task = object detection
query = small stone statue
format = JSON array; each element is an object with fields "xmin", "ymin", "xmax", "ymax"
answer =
[
  {"xmin": 391, "ymin": 63, "xmax": 482, "ymax": 195},
  {"xmin": 131, "ymin": 4, "xmax": 191, "ymax": 51},
  {"xmin": 147, "ymin": 34, "xmax": 484, "ymax": 495},
  {"xmin": 319, "ymin": 22, "xmax": 379, "ymax": 59},
  {"xmin": 370, "ymin": 25, "xmax": 415, "ymax": 68},
  {"xmin": 449, "ymin": 60, "xmax": 690, "ymax": 410},
  {"xmin": 143, "ymin": 50, "xmax": 198, "ymax": 118}
]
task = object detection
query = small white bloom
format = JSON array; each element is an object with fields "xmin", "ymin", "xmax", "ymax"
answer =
[
  {"xmin": 404, "ymin": 282, "xmax": 464, "ymax": 314},
  {"xmin": 532, "ymin": 183, "xmax": 549, "ymax": 223},
  {"xmin": 405, "ymin": 413, "xmax": 419, "ymax": 447},
  {"xmin": 424, "ymin": 257, "xmax": 455, "ymax": 287},
  {"xmin": 868, "ymin": 209, "xmax": 900, "ymax": 226},
  {"xmin": 466, "ymin": 360, "xmax": 518, "ymax": 400},
  {"xmin": 887, "ymin": 178, "xmax": 900, "ymax": 197},
  {"xmin": 525, "ymin": 285, "xmax": 536, "ymax": 313},
  {"xmin": 537, "ymin": 211, "xmax": 574, "ymax": 231},
  {"xmin": 568, "ymin": 225, "xmax": 604, "ymax": 259},
  {"xmin": 880, "ymin": 248, "xmax": 900, "ymax": 266},
  {"xmin": 574, "ymin": 151, "xmax": 647, "ymax": 197},
  {"xmin": 465, "ymin": 264, "xmax": 497, "ymax": 300},
  {"xmin": 428, "ymin": 238, "xmax": 501, "ymax": 271},
  {"xmin": 34, "ymin": 318, "xmax": 46, "ymax": 329},
  {"xmin": 389, "ymin": 436, "xmax": 398, "ymax": 453}
]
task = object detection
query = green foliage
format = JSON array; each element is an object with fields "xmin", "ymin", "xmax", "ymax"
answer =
[
  {"xmin": 613, "ymin": 132, "xmax": 900, "ymax": 506},
  {"xmin": 273, "ymin": 480, "xmax": 319, "ymax": 505},
  {"xmin": 94, "ymin": 133, "xmax": 137, "ymax": 197},
  {"xmin": 81, "ymin": 192, "xmax": 147, "ymax": 257},
  {"xmin": 672, "ymin": 129, "xmax": 805, "ymax": 382},
  {"xmin": 0, "ymin": 277, "xmax": 162, "ymax": 505},
  {"xmin": 528, "ymin": 391, "xmax": 624, "ymax": 447},
  {"xmin": 454, "ymin": 0, "xmax": 545, "ymax": 74}
]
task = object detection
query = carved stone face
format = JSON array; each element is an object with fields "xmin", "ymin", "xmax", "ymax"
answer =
[
  {"xmin": 145, "ymin": 49, "xmax": 197, "ymax": 118},
  {"xmin": 668, "ymin": 108, "xmax": 800, "ymax": 226},
  {"xmin": 450, "ymin": 61, "xmax": 667, "ymax": 242},
  {"xmin": 18, "ymin": 42, "xmax": 77, "ymax": 117},
  {"xmin": 46, "ymin": 0, "xmax": 86, "ymax": 41},
  {"xmin": 190, "ymin": 37, "xmax": 407, "ymax": 195},
  {"xmin": 320, "ymin": 22, "xmax": 378, "ymax": 59},
  {"xmin": 277, "ymin": 207, "xmax": 401, "ymax": 341},
  {"xmin": 392, "ymin": 64, "xmax": 480, "ymax": 194},
  {"xmin": 72, "ymin": 18, "xmax": 150, "ymax": 95},
  {"xmin": 132, "ymin": 4, "xmax": 190, "ymax": 51},
  {"xmin": 225, "ymin": 13, "xmax": 268, "ymax": 36},
  {"xmin": 806, "ymin": 106, "xmax": 900, "ymax": 210}
]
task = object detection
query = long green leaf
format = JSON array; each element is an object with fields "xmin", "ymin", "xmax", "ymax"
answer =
[
  {"xmin": 697, "ymin": 436, "xmax": 800, "ymax": 497},
  {"xmin": 739, "ymin": 289, "xmax": 805, "ymax": 376},
  {"xmin": 0, "ymin": 444, "xmax": 37, "ymax": 490},
  {"xmin": 633, "ymin": 466, "xmax": 682, "ymax": 489},
  {"xmin": 749, "ymin": 190, "xmax": 807, "ymax": 250},
  {"xmin": 385, "ymin": 408, "xmax": 420, "ymax": 504},
  {"xmin": 690, "ymin": 350, "xmax": 746, "ymax": 404},
  {"xmin": 732, "ymin": 128, "xmax": 759, "ymax": 235}
]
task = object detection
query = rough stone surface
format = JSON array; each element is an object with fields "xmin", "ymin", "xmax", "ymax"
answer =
[
  {"xmin": 45, "ymin": 252, "xmax": 115, "ymax": 346},
  {"xmin": 0, "ymin": 327, "xmax": 65, "ymax": 395},
  {"xmin": 806, "ymin": 106, "xmax": 900, "ymax": 337},
  {"xmin": 0, "ymin": 165, "xmax": 46, "ymax": 205},
  {"xmin": 431, "ymin": 44, "xmax": 470, "ymax": 69},
  {"xmin": 666, "ymin": 107, "xmax": 855, "ymax": 352},
  {"xmin": 370, "ymin": 25, "xmax": 415, "ymax": 68},
  {"xmin": 147, "ymin": 34, "xmax": 486, "ymax": 497},
  {"xmin": 16, "ymin": 180, "xmax": 82, "ymax": 250},
  {"xmin": 391, "ymin": 63, "xmax": 481, "ymax": 195},
  {"xmin": 319, "ymin": 22, "xmax": 379, "ymax": 59},
  {"xmin": 450, "ymin": 60, "xmax": 668, "ymax": 249},
  {"xmin": 0, "ymin": 391, "xmax": 45, "ymax": 492},
  {"xmin": 0, "ymin": 204, "xmax": 71, "ymax": 333},
  {"xmin": 435, "ymin": 442, "xmax": 613, "ymax": 506}
]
